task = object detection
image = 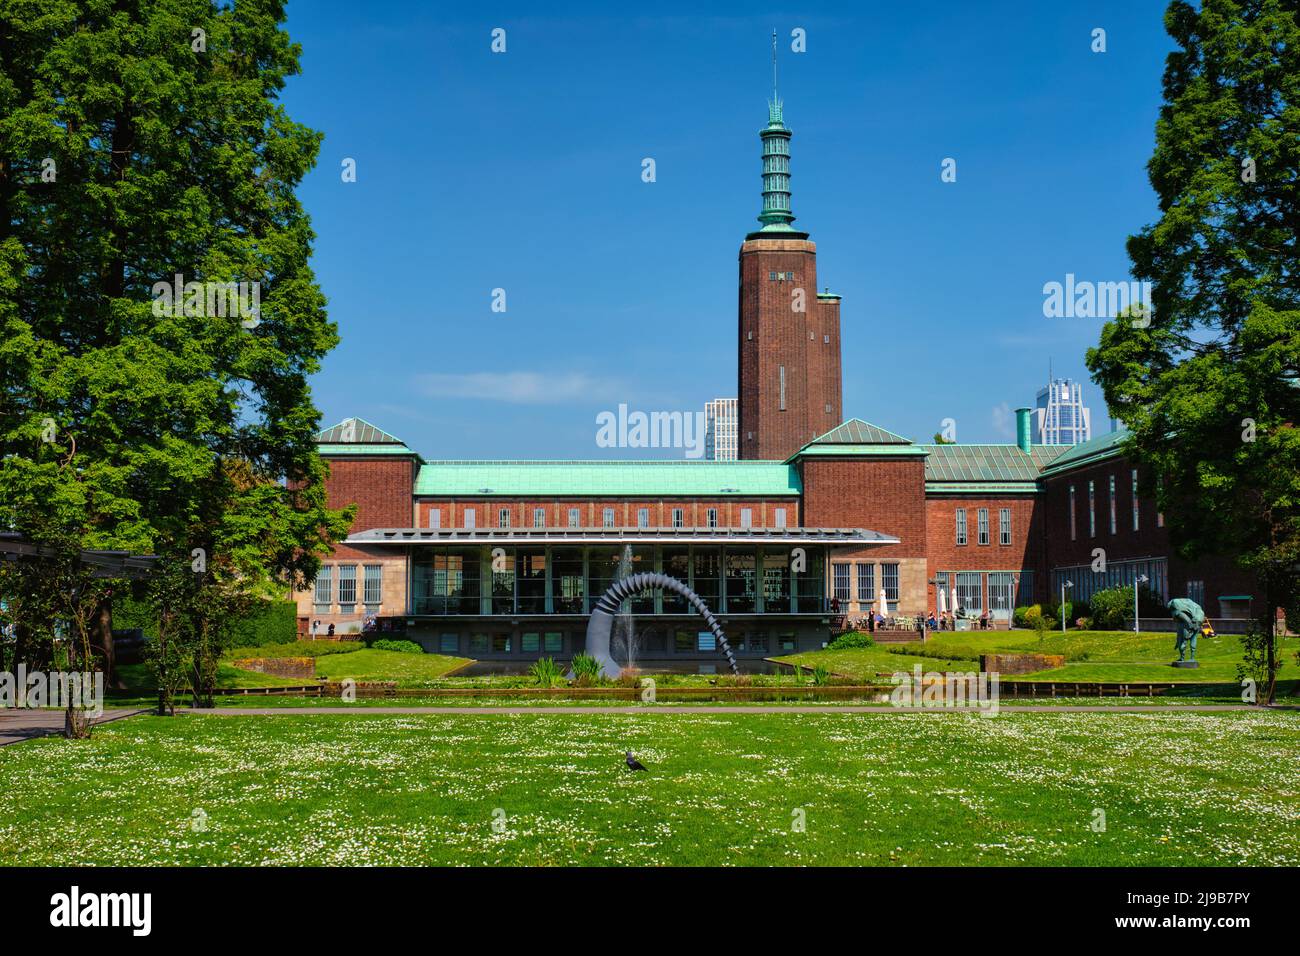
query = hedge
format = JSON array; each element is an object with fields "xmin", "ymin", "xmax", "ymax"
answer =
[{"xmin": 113, "ymin": 596, "xmax": 298, "ymax": 648}]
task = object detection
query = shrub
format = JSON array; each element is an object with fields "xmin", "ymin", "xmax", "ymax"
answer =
[
  {"xmin": 827, "ymin": 631, "xmax": 874, "ymax": 649},
  {"xmin": 370, "ymin": 639, "xmax": 424, "ymax": 654},
  {"xmin": 1030, "ymin": 609, "xmax": 1050, "ymax": 641},
  {"xmin": 529, "ymin": 656, "xmax": 562, "ymax": 687},
  {"xmin": 1041, "ymin": 600, "xmax": 1074, "ymax": 627},
  {"xmin": 1012, "ymin": 605, "xmax": 1041, "ymax": 629},
  {"xmin": 812, "ymin": 664, "xmax": 832, "ymax": 686},
  {"xmin": 1089, "ymin": 584, "xmax": 1163, "ymax": 630},
  {"xmin": 570, "ymin": 652, "xmax": 603, "ymax": 686}
]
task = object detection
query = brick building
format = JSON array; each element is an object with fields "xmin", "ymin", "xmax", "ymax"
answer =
[{"xmin": 293, "ymin": 91, "xmax": 1266, "ymax": 661}]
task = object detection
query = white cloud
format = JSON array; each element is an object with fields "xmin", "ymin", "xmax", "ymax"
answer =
[
  {"xmin": 413, "ymin": 371, "xmax": 620, "ymax": 405},
  {"xmin": 991, "ymin": 401, "xmax": 1015, "ymax": 439}
]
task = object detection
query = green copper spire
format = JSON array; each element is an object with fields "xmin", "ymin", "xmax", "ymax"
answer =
[{"xmin": 753, "ymin": 30, "xmax": 802, "ymax": 237}]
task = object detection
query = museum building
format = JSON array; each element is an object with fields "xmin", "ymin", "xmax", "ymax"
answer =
[{"xmin": 292, "ymin": 92, "xmax": 1263, "ymax": 661}]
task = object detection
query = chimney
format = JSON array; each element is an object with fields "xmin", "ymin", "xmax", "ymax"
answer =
[{"xmin": 1015, "ymin": 407, "xmax": 1032, "ymax": 453}]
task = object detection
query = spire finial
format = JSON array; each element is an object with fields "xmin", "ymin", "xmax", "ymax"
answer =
[{"xmin": 772, "ymin": 28, "xmax": 778, "ymax": 101}]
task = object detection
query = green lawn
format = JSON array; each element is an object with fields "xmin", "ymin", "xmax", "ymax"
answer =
[
  {"xmin": 310, "ymin": 649, "xmax": 472, "ymax": 686},
  {"xmin": 0, "ymin": 710, "xmax": 1296, "ymax": 865},
  {"xmin": 779, "ymin": 631, "xmax": 1298, "ymax": 683}
]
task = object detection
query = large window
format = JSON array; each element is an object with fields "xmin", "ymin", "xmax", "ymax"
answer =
[
  {"xmin": 550, "ymin": 547, "xmax": 584, "ymax": 613},
  {"xmin": 428, "ymin": 508, "xmax": 441, "ymax": 528},
  {"xmin": 955, "ymin": 508, "xmax": 968, "ymax": 546},
  {"xmin": 313, "ymin": 567, "xmax": 332, "ymax": 613},
  {"xmin": 662, "ymin": 547, "xmax": 691, "ymax": 612},
  {"xmin": 977, "ymin": 508, "xmax": 989, "ymax": 546},
  {"xmin": 692, "ymin": 547, "xmax": 721, "ymax": 606},
  {"xmin": 1108, "ymin": 475, "xmax": 1117, "ymax": 534},
  {"xmin": 725, "ymin": 550, "xmax": 757, "ymax": 613},
  {"xmin": 1088, "ymin": 480, "xmax": 1096, "ymax": 537},
  {"xmin": 363, "ymin": 565, "xmax": 382, "ymax": 607},
  {"xmin": 413, "ymin": 549, "xmax": 481, "ymax": 614},
  {"xmin": 856, "ymin": 562, "xmax": 875, "ymax": 603},
  {"xmin": 464, "ymin": 508, "xmax": 476, "ymax": 529},
  {"xmin": 672, "ymin": 508, "xmax": 684, "ymax": 528},
  {"xmin": 955, "ymin": 571, "xmax": 982, "ymax": 613},
  {"xmin": 1052, "ymin": 557, "xmax": 1167, "ymax": 606},
  {"xmin": 533, "ymin": 507, "xmax": 546, "ymax": 528},
  {"xmin": 740, "ymin": 507, "xmax": 753, "ymax": 528},
  {"xmin": 516, "ymin": 548, "xmax": 546, "ymax": 614},
  {"xmin": 637, "ymin": 508, "xmax": 649, "ymax": 528},
  {"xmin": 706, "ymin": 508, "xmax": 718, "ymax": 528},
  {"xmin": 491, "ymin": 549, "xmax": 515, "ymax": 614},
  {"xmin": 988, "ymin": 571, "xmax": 1014, "ymax": 620},
  {"xmin": 881, "ymin": 563, "xmax": 900, "ymax": 606},
  {"xmin": 568, "ymin": 508, "xmax": 580, "ymax": 528},
  {"xmin": 761, "ymin": 549, "xmax": 791, "ymax": 613},
  {"xmin": 498, "ymin": 508, "xmax": 511, "ymax": 529},
  {"xmin": 999, "ymin": 508, "xmax": 1011, "ymax": 546},
  {"xmin": 832, "ymin": 562, "xmax": 851, "ymax": 602},
  {"xmin": 1131, "ymin": 469, "xmax": 1140, "ymax": 532},
  {"xmin": 774, "ymin": 507, "xmax": 787, "ymax": 528},
  {"xmin": 603, "ymin": 508, "xmax": 615, "ymax": 528},
  {"xmin": 338, "ymin": 565, "xmax": 357, "ymax": 608}
]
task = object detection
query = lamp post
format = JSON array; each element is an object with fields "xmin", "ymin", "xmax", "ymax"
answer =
[
  {"xmin": 1061, "ymin": 580, "xmax": 1073, "ymax": 633},
  {"xmin": 1134, "ymin": 574, "xmax": 1148, "ymax": 635}
]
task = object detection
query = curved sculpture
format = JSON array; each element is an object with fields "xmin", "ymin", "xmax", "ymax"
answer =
[{"xmin": 585, "ymin": 572, "xmax": 738, "ymax": 678}]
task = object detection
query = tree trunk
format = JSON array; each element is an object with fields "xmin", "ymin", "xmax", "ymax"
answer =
[
  {"xmin": 91, "ymin": 595, "xmax": 119, "ymax": 688},
  {"xmin": 63, "ymin": 632, "xmax": 93, "ymax": 739},
  {"xmin": 1263, "ymin": 581, "xmax": 1278, "ymax": 706}
]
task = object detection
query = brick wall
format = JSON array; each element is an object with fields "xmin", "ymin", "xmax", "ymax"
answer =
[
  {"xmin": 738, "ymin": 238, "xmax": 840, "ymax": 460},
  {"xmin": 925, "ymin": 495, "xmax": 1046, "ymax": 602},
  {"xmin": 1041, "ymin": 456, "xmax": 1259, "ymax": 607},
  {"xmin": 323, "ymin": 456, "xmax": 418, "ymax": 531},
  {"xmin": 799, "ymin": 457, "xmax": 927, "ymax": 557}
]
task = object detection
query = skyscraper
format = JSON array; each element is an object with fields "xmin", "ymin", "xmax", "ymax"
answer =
[
  {"xmin": 737, "ymin": 36, "xmax": 842, "ymax": 460},
  {"xmin": 1034, "ymin": 378, "xmax": 1092, "ymax": 446},
  {"xmin": 704, "ymin": 398, "xmax": 738, "ymax": 460}
]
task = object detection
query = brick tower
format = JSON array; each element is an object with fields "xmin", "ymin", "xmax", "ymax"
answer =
[{"xmin": 738, "ymin": 39, "xmax": 842, "ymax": 461}]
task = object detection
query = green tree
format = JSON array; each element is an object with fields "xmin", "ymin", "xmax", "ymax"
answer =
[
  {"xmin": 0, "ymin": 0, "xmax": 350, "ymax": 722},
  {"xmin": 1087, "ymin": 0, "xmax": 1300, "ymax": 703}
]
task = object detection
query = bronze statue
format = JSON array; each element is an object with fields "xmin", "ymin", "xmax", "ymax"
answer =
[{"xmin": 1167, "ymin": 597, "xmax": 1206, "ymax": 664}]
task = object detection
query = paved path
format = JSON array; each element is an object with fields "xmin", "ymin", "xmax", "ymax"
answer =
[
  {"xmin": 0, "ymin": 708, "xmax": 147, "ymax": 746},
  {"xmin": 182, "ymin": 704, "xmax": 1277, "ymax": 716}
]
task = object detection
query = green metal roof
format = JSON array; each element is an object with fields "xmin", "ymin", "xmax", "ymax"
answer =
[
  {"xmin": 924, "ymin": 481, "xmax": 1044, "ymax": 495},
  {"xmin": 318, "ymin": 443, "xmax": 417, "ymax": 457},
  {"xmin": 918, "ymin": 444, "xmax": 1071, "ymax": 483},
  {"xmin": 1037, "ymin": 429, "xmax": 1130, "ymax": 478},
  {"xmin": 316, "ymin": 417, "xmax": 405, "ymax": 445},
  {"xmin": 794, "ymin": 444, "xmax": 929, "ymax": 458},
  {"xmin": 414, "ymin": 460, "xmax": 801, "ymax": 497},
  {"xmin": 808, "ymin": 418, "xmax": 913, "ymax": 445}
]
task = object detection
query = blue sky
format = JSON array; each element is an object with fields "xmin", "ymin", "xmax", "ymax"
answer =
[{"xmin": 281, "ymin": 0, "xmax": 1173, "ymax": 457}]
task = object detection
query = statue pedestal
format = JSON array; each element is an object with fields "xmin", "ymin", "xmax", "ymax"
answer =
[{"xmin": 1170, "ymin": 660, "xmax": 1200, "ymax": 669}]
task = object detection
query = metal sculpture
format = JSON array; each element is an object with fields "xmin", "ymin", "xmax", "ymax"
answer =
[{"xmin": 585, "ymin": 571, "xmax": 738, "ymax": 678}]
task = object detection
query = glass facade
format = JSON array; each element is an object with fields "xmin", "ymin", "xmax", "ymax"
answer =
[
  {"xmin": 1051, "ymin": 557, "xmax": 1168, "ymax": 605},
  {"xmin": 409, "ymin": 543, "xmax": 830, "ymax": 616}
]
